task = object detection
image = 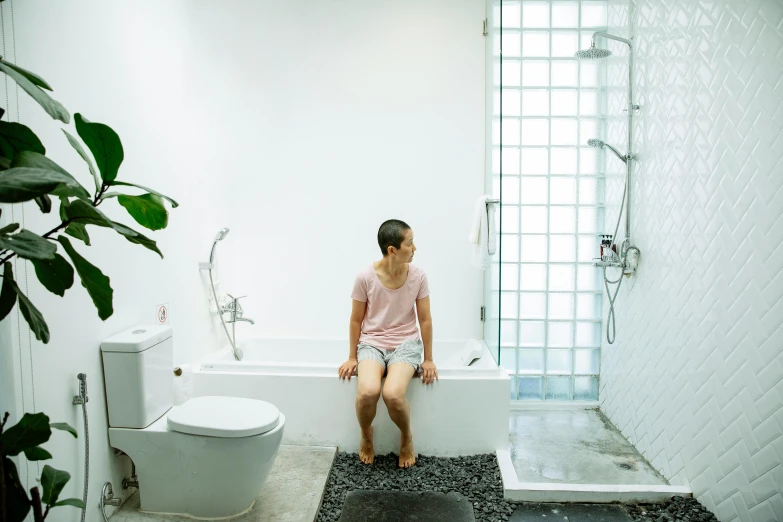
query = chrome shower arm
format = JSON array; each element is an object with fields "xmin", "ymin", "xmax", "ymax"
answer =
[
  {"xmin": 591, "ymin": 31, "xmax": 635, "ymax": 243},
  {"xmin": 591, "ymin": 31, "xmax": 633, "ymax": 49}
]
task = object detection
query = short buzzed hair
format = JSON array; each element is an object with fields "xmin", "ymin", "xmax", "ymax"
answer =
[{"xmin": 377, "ymin": 219, "xmax": 411, "ymax": 256}]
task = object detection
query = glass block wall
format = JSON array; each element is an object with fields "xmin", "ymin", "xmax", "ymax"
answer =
[{"xmin": 489, "ymin": 0, "xmax": 608, "ymax": 401}]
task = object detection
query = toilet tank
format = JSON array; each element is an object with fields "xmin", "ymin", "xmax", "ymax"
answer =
[{"xmin": 101, "ymin": 325, "xmax": 174, "ymax": 428}]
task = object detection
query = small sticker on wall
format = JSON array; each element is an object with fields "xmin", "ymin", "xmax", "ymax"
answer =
[{"xmin": 157, "ymin": 303, "xmax": 170, "ymax": 325}]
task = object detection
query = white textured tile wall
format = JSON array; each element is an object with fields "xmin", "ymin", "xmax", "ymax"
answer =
[{"xmin": 600, "ymin": 1, "xmax": 783, "ymax": 521}]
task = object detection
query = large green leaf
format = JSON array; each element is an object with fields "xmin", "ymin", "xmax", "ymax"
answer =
[
  {"xmin": 63, "ymin": 198, "xmax": 116, "ymax": 227},
  {"xmin": 0, "ymin": 229, "xmax": 56, "ymax": 261},
  {"xmin": 13, "ymin": 150, "xmax": 72, "ymax": 175},
  {"xmin": 64, "ymin": 222, "xmax": 91, "ymax": 245},
  {"xmin": 0, "ymin": 262, "xmax": 18, "ymax": 321},
  {"xmin": 64, "ymin": 198, "xmax": 138, "ymax": 236},
  {"xmin": 111, "ymin": 221, "xmax": 163, "ymax": 258},
  {"xmin": 0, "ymin": 412, "xmax": 51, "ymax": 456},
  {"xmin": 50, "ymin": 422, "xmax": 77, "ymax": 438},
  {"xmin": 41, "ymin": 465, "xmax": 70, "ymax": 505},
  {"xmin": 57, "ymin": 236, "xmax": 113, "ymax": 320},
  {"xmin": 23, "ymin": 445, "xmax": 53, "ymax": 461},
  {"xmin": 0, "ymin": 62, "xmax": 69, "ymax": 124},
  {"xmin": 64, "ymin": 200, "xmax": 161, "ymax": 256},
  {"xmin": 34, "ymin": 194, "xmax": 52, "ymax": 213},
  {"xmin": 0, "ymin": 121, "xmax": 45, "ymax": 165},
  {"xmin": 0, "ymin": 168, "xmax": 91, "ymax": 203},
  {"xmin": 7, "ymin": 276, "xmax": 50, "ymax": 343},
  {"xmin": 74, "ymin": 114, "xmax": 123, "ymax": 183},
  {"xmin": 59, "ymin": 200, "xmax": 90, "ymax": 245},
  {"xmin": 62, "ymin": 129, "xmax": 101, "ymax": 193},
  {"xmin": 53, "ymin": 498, "xmax": 87, "ymax": 509},
  {"xmin": 3, "ymin": 457, "xmax": 32, "ymax": 522},
  {"xmin": 31, "ymin": 253, "xmax": 74, "ymax": 297},
  {"xmin": 0, "ymin": 59, "xmax": 54, "ymax": 90},
  {"xmin": 118, "ymin": 193, "xmax": 168, "ymax": 231},
  {"xmin": 0, "ymin": 223, "xmax": 20, "ymax": 234},
  {"xmin": 111, "ymin": 181, "xmax": 179, "ymax": 208},
  {"xmin": 11, "ymin": 151, "xmax": 90, "ymax": 199}
]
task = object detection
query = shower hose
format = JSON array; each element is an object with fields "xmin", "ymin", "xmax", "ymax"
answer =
[
  {"xmin": 209, "ymin": 267, "xmax": 241, "ymax": 360},
  {"xmin": 603, "ymin": 175, "xmax": 628, "ymax": 345}
]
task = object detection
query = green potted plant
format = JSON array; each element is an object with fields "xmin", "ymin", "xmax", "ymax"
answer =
[{"xmin": 0, "ymin": 53, "xmax": 177, "ymax": 521}]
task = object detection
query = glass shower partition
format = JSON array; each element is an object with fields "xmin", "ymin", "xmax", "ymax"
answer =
[{"xmin": 484, "ymin": 0, "xmax": 504, "ymax": 380}]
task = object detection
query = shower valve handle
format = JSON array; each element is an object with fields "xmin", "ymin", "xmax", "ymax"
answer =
[
  {"xmin": 223, "ymin": 294, "xmax": 248, "ymax": 318},
  {"xmin": 226, "ymin": 294, "xmax": 247, "ymax": 307}
]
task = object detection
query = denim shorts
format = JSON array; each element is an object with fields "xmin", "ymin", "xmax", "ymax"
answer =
[{"xmin": 356, "ymin": 339, "xmax": 424, "ymax": 375}]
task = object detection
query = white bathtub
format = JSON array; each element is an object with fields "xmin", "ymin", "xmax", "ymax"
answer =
[{"xmin": 191, "ymin": 338, "xmax": 510, "ymax": 456}]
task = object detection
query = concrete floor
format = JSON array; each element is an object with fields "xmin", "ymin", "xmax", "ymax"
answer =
[
  {"xmin": 509, "ymin": 409, "xmax": 668, "ymax": 486},
  {"xmin": 111, "ymin": 445, "xmax": 336, "ymax": 521},
  {"xmin": 510, "ymin": 503, "xmax": 634, "ymax": 521}
]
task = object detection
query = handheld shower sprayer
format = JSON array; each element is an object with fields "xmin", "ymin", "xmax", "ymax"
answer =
[
  {"xmin": 587, "ymin": 138, "xmax": 628, "ymax": 164},
  {"xmin": 200, "ymin": 228, "xmax": 245, "ymax": 361},
  {"xmin": 209, "ymin": 228, "xmax": 230, "ymax": 264}
]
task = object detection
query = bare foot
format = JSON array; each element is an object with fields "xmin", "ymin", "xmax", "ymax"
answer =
[
  {"xmin": 359, "ymin": 427, "xmax": 374, "ymax": 464},
  {"xmin": 399, "ymin": 432, "xmax": 415, "ymax": 468}
]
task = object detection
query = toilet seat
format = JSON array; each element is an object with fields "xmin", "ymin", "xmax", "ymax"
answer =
[{"xmin": 167, "ymin": 396, "xmax": 280, "ymax": 438}]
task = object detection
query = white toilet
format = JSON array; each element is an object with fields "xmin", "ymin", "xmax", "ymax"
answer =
[{"xmin": 101, "ymin": 325, "xmax": 285, "ymax": 518}]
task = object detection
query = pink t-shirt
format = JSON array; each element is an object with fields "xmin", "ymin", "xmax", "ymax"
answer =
[{"xmin": 351, "ymin": 263, "xmax": 430, "ymax": 350}]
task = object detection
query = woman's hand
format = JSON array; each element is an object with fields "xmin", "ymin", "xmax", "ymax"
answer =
[
  {"xmin": 421, "ymin": 360, "xmax": 438, "ymax": 384},
  {"xmin": 338, "ymin": 358, "xmax": 359, "ymax": 380}
]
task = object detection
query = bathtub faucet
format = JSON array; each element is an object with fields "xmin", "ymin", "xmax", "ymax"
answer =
[{"xmin": 222, "ymin": 294, "xmax": 255, "ymax": 325}]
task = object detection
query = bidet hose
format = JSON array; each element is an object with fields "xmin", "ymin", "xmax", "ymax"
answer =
[
  {"xmin": 73, "ymin": 374, "xmax": 89, "ymax": 522},
  {"xmin": 209, "ymin": 266, "xmax": 239, "ymax": 359},
  {"xmin": 80, "ymin": 403, "xmax": 89, "ymax": 522}
]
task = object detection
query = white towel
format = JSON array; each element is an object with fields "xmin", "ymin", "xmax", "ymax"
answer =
[{"xmin": 468, "ymin": 195, "xmax": 498, "ymax": 269}]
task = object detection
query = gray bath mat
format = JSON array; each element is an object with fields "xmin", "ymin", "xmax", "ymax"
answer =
[{"xmin": 338, "ymin": 490, "xmax": 476, "ymax": 522}]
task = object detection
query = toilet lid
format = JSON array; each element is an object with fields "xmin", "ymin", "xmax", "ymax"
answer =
[{"xmin": 167, "ymin": 396, "xmax": 280, "ymax": 438}]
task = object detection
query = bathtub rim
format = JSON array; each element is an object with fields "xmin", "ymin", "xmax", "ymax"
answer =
[{"xmin": 193, "ymin": 337, "xmax": 508, "ymax": 380}]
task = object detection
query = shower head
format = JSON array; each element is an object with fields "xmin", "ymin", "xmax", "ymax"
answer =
[
  {"xmin": 209, "ymin": 227, "xmax": 231, "ymax": 264},
  {"xmin": 575, "ymin": 43, "xmax": 612, "ymax": 60},
  {"xmin": 215, "ymin": 228, "xmax": 230, "ymax": 242},
  {"xmin": 587, "ymin": 138, "xmax": 627, "ymax": 164}
]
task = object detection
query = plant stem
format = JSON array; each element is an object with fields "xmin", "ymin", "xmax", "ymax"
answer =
[
  {"xmin": 0, "ymin": 220, "xmax": 71, "ymax": 266},
  {"xmin": 30, "ymin": 486, "xmax": 43, "ymax": 522},
  {"xmin": 0, "ymin": 184, "xmax": 106, "ymax": 266},
  {"xmin": 95, "ymin": 184, "xmax": 108, "ymax": 206}
]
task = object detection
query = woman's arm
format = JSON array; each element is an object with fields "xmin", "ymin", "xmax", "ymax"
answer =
[{"xmin": 349, "ymin": 299, "xmax": 367, "ymax": 359}]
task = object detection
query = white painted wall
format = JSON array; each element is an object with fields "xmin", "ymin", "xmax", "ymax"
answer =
[
  {"xmin": 601, "ymin": 1, "xmax": 783, "ymax": 521},
  {"xmin": 0, "ymin": 1, "xmax": 486, "ymax": 520}
]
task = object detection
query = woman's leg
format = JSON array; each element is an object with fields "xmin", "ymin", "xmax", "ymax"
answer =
[
  {"xmin": 382, "ymin": 362, "xmax": 417, "ymax": 467},
  {"xmin": 356, "ymin": 360, "xmax": 385, "ymax": 464}
]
